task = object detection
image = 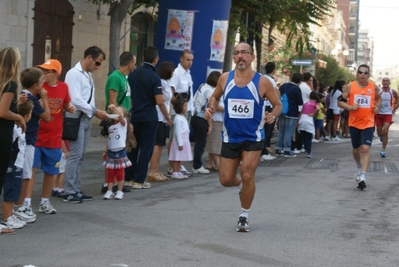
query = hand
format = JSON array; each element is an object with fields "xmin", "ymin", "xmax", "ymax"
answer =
[
  {"xmin": 164, "ymin": 117, "xmax": 172, "ymax": 127},
  {"xmin": 373, "ymin": 106, "xmax": 379, "ymax": 114},
  {"xmin": 66, "ymin": 103, "xmax": 76, "ymax": 113},
  {"xmin": 264, "ymin": 111, "xmax": 276, "ymax": 124},
  {"xmin": 178, "ymin": 145, "xmax": 183, "ymax": 151},
  {"xmin": 18, "ymin": 93, "xmax": 28, "ymax": 104},
  {"xmin": 204, "ymin": 107, "xmax": 215, "ymax": 120},
  {"xmin": 108, "ymin": 104, "xmax": 116, "ymax": 110},
  {"xmin": 16, "ymin": 117, "xmax": 26, "ymax": 133},
  {"xmin": 95, "ymin": 109, "xmax": 109, "ymax": 120},
  {"xmin": 207, "ymin": 127, "xmax": 212, "ymax": 135},
  {"xmin": 63, "ymin": 151, "xmax": 69, "ymax": 159},
  {"xmin": 351, "ymin": 103, "xmax": 359, "ymax": 111},
  {"xmin": 102, "ymin": 151, "xmax": 107, "ymax": 161},
  {"xmin": 40, "ymin": 88, "xmax": 48, "ymax": 100}
]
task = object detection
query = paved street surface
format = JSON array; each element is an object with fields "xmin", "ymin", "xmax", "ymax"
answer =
[{"xmin": 2, "ymin": 119, "xmax": 399, "ymax": 267}]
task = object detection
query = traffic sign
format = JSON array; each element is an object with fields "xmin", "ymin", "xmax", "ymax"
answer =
[{"xmin": 291, "ymin": 59, "xmax": 312, "ymax": 66}]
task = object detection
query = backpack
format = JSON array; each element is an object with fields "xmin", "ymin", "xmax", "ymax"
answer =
[{"xmin": 280, "ymin": 84, "xmax": 293, "ymax": 115}]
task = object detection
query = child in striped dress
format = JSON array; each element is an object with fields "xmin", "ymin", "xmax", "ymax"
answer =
[{"xmin": 102, "ymin": 105, "xmax": 132, "ymax": 200}]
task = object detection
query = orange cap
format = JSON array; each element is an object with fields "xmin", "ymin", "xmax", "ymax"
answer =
[{"xmin": 37, "ymin": 59, "xmax": 62, "ymax": 76}]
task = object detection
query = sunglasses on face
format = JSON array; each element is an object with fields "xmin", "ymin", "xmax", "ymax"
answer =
[
  {"xmin": 357, "ymin": 70, "xmax": 369, "ymax": 75},
  {"xmin": 93, "ymin": 59, "xmax": 101, "ymax": 66}
]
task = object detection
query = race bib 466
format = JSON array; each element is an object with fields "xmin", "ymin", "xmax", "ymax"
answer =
[{"xmin": 227, "ymin": 99, "xmax": 254, "ymax": 119}]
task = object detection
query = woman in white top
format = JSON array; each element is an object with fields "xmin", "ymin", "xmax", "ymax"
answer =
[{"xmin": 148, "ymin": 62, "xmax": 174, "ymax": 182}]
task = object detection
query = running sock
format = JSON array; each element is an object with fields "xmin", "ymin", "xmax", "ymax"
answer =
[
  {"xmin": 360, "ymin": 171, "xmax": 366, "ymax": 181},
  {"xmin": 240, "ymin": 208, "xmax": 250, "ymax": 219},
  {"xmin": 40, "ymin": 198, "xmax": 49, "ymax": 204},
  {"xmin": 24, "ymin": 198, "xmax": 31, "ymax": 206}
]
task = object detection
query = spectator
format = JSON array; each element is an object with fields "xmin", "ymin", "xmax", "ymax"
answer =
[
  {"xmin": 124, "ymin": 46, "xmax": 172, "ymax": 189},
  {"xmin": 191, "ymin": 71, "xmax": 222, "ymax": 174},
  {"xmin": 62, "ymin": 46, "xmax": 109, "ymax": 203},
  {"xmin": 275, "ymin": 73, "xmax": 304, "ymax": 157},
  {"xmin": 147, "ymin": 61, "xmax": 175, "ymax": 182}
]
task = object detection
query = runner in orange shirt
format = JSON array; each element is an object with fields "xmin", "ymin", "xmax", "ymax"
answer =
[{"xmin": 338, "ymin": 64, "xmax": 381, "ymax": 190}]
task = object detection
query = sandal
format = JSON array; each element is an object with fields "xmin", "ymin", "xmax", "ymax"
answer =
[
  {"xmin": 0, "ymin": 224, "xmax": 15, "ymax": 235},
  {"xmin": 132, "ymin": 182, "xmax": 151, "ymax": 189},
  {"xmin": 147, "ymin": 172, "xmax": 167, "ymax": 182}
]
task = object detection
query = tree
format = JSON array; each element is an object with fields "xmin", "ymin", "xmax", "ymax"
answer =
[
  {"xmin": 87, "ymin": 0, "xmax": 157, "ymax": 71},
  {"xmin": 226, "ymin": 0, "xmax": 335, "ymax": 72},
  {"xmin": 315, "ymin": 54, "xmax": 355, "ymax": 86}
]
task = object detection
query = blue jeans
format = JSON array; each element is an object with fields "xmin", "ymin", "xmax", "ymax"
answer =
[{"xmin": 275, "ymin": 116, "xmax": 298, "ymax": 152}]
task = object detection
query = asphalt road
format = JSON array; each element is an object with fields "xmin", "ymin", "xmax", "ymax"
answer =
[{"xmin": 2, "ymin": 120, "xmax": 399, "ymax": 267}]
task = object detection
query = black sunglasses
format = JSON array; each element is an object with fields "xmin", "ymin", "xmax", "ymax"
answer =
[
  {"xmin": 357, "ymin": 70, "xmax": 369, "ymax": 75},
  {"xmin": 93, "ymin": 59, "xmax": 101, "ymax": 66}
]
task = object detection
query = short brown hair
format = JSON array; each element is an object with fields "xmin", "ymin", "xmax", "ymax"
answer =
[
  {"xmin": 157, "ymin": 61, "xmax": 174, "ymax": 80},
  {"xmin": 17, "ymin": 99, "xmax": 34, "ymax": 117},
  {"xmin": 20, "ymin": 67, "xmax": 43, "ymax": 89},
  {"xmin": 206, "ymin": 71, "xmax": 221, "ymax": 87}
]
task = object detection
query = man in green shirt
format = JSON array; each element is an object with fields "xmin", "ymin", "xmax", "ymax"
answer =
[{"xmin": 105, "ymin": 51, "xmax": 136, "ymax": 110}]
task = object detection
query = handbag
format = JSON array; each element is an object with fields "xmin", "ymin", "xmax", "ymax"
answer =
[
  {"xmin": 62, "ymin": 113, "xmax": 84, "ymax": 141},
  {"xmin": 62, "ymin": 80, "xmax": 94, "ymax": 141}
]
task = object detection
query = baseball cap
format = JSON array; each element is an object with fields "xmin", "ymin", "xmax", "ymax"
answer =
[{"xmin": 37, "ymin": 59, "xmax": 62, "ymax": 76}]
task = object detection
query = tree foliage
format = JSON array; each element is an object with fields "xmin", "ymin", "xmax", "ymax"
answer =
[{"xmin": 315, "ymin": 54, "xmax": 356, "ymax": 86}]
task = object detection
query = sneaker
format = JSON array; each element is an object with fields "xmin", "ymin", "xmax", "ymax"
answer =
[
  {"xmin": 379, "ymin": 136, "xmax": 383, "ymax": 142},
  {"xmin": 357, "ymin": 180, "xmax": 366, "ymax": 190},
  {"xmin": 284, "ymin": 151, "xmax": 297, "ymax": 158},
  {"xmin": 170, "ymin": 172, "xmax": 188, "ymax": 179},
  {"xmin": 114, "ymin": 191, "xmax": 124, "ymax": 200},
  {"xmin": 192, "ymin": 166, "xmax": 210, "ymax": 174},
  {"xmin": 101, "ymin": 184, "xmax": 108, "ymax": 193},
  {"xmin": 275, "ymin": 149, "xmax": 283, "ymax": 156},
  {"xmin": 166, "ymin": 169, "xmax": 173, "ymax": 177},
  {"xmin": 261, "ymin": 154, "xmax": 276, "ymax": 161},
  {"xmin": 307, "ymin": 153, "xmax": 313, "ymax": 158},
  {"xmin": 354, "ymin": 168, "xmax": 361, "ymax": 182},
  {"xmin": 180, "ymin": 166, "xmax": 193, "ymax": 177},
  {"xmin": 56, "ymin": 191, "xmax": 64, "ymax": 198},
  {"xmin": 380, "ymin": 151, "xmax": 386, "ymax": 158},
  {"xmin": 76, "ymin": 191, "xmax": 93, "ymax": 201},
  {"xmin": 38, "ymin": 201, "xmax": 57, "ymax": 214},
  {"xmin": 236, "ymin": 216, "xmax": 250, "ymax": 232},
  {"xmin": 123, "ymin": 181, "xmax": 133, "ymax": 187},
  {"xmin": 300, "ymin": 148, "xmax": 305, "ymax": 153},
  {"xmin": 1, "ymin": 215, "xmax": 25, "ymax": 229},
  {"xmin": 63, "ymin": 194, "xmax": 83, "ymax": 204},
  {"xmin": 132, "ymin": 182, "xmax": 151, "ymax": 189},
  {"xmin": 331, "ymin": 136, "xmax": 342, "ymax": 141},
  {"xmin": 324, "ymin": 136, "xmax": 331, "ymax": 141},
  {"xmin": 103, "ymin": 190, "xmax": 114, "ymax": 200},
  {"xmin": 292, "ymin": 149, "xmax": 301, "ymax": 154},
  {"xmin": 312, "ymin": 139, "xmax": 320, "ymax": 143},
  {"xmin": 51, "ymin": 189, "xmax": 58, "ymax": 197},
  {"xmin": 13, "ymin": 204, "xmax": 36, "ymax": 223}
]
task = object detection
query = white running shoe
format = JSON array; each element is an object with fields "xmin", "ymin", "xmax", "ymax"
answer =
[
  {"xmin": 103, "ymin": 190, "xmax": 115, "ymax": 200},
  {"xmin": 38, "ymin": 201, "xmax": 57, "ymax": 214},
  {"xmin": 192, "ymin": 166, "xmax": 210, "ymax": 174},
  {"xmin": 1, "ymin": 215, "xmax": 25, "ymax": 229},
  {"xmin": 114, "ymin": 191, "xmax": 124, "ymax": 200},
  {"xmin": 13, "ymin": 204, "xmax": 36, "ymax": 223},
  {"xmin": 261, "ymin": 154, "xmax": 276, "ymax": 161},
  {"xmin": 292, "ymin": 149, "xmax": 301, "ymax": 154}
]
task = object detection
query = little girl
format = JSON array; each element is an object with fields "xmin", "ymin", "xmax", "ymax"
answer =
[
  {"xmin": 298, "ymin": 91, "xmax": 320, "ymax": 158},
  {"xmin": 102, "ymin": 105, "xmax": 132, "ymax": 199},
  {"xmin": 168, "ymin": 97, "xmax": 192, "ymax": 179}
]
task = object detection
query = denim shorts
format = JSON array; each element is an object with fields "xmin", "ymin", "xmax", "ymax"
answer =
[
  {"xmin": 3, "ymin": 165, "xmax": 23, "ymax": 202},
  {"xmin": 33, "ymin": 147, "xmax": 62, "ymax": 175}
]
